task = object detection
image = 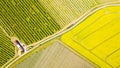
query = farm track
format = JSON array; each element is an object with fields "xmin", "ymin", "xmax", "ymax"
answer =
[
  {"xmin": 0, "ymin": 27, "xmax": 15, "ymax": 67},
  {"xmin": 0, "ymin": 0, "xmax": 61, "ymax": 67},
  {"xmin": 15, "ymin": 41, "xmax": 94, "ymax": 68},
  {"xmin": 0, "ymin": 0, "xmax": 119, "ymax": 67},
  {"xmin": 4, "ymin": 2, "xmax": 120, "ymax": 68},
  {"xmin": 0, "ymin": 0, "xmax": 61, "ymax": 45}
]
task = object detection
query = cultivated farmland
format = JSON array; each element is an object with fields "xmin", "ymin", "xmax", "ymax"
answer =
[
  {"xmin": 15, "ymin": 42, "xmax": 94, "ymax": 68},
  {"xmin": 0, "ymin": 0, "xmax": 61, "ymax": 45},
  {"xmin": 61, "ymin": 6, "xmax": 120, "ymax": 68},
  {"xmin": 0, "ymin": 27, "xmax": 15, "ymax": 67},
  {"xmin": 39, "ymin": 0, "xmax": 118, "ymax": 27},
  {"xmin": 39, "ymin": 0, "xmax": 98, "ymax": 27},
  {"xmin": 0, "ymin": 0, "xmax": 119, "ymax": 68}
]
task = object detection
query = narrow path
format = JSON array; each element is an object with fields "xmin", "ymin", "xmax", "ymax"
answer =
[{"xmin": 4, "ymin": 2, "xmax": 120, "ymax": 68}]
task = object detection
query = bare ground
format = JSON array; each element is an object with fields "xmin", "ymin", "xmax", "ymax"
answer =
[{"xmin": 16, "ymin": 41, "xmax": 95, "ymax": 68}]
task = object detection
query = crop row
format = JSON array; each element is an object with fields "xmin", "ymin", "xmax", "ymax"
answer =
[
  {"xmin": 0, "ymin": 0, "xmax": 61, "ymax": 45},
  {"xmin": 39, "ymin": 0, "xmax": 98, "ymax": 27},
  {"xmin": 0, "ymin": 28, "xmax": 15, "ymax": 67}
]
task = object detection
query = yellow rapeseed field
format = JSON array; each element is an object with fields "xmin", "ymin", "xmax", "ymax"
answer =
[{"xmin": 61, "ymin": 6, "xmax": 120, "ymax": 68}]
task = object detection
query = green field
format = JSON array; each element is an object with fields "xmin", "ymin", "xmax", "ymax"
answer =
[
  {"xmin": 39, "ymin": 0, "xmax": 118, "ymax": 27},
  {"xmin": 0, "ymin": 27, "xmax": 15, "ymax": 67},
  {"xmin": 7, "ymin": 38, "xmax": 57, "ymax": 68},
  {"xmin": 39, "ymin": 0, "xmax": 98, "ymax": 27},
  {"xmin": 0, "ymin": 0, "xmax": 61, "ymax": 45},
  {"xmin": 0, "ymin": 0, "xmax": 119, "ymax": 68},
  {"xmin": 0, "ymin": 0, "xmax": 61, "ymax": 67}
]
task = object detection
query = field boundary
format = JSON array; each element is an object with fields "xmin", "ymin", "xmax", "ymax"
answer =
[{"xmin": 4, "ymin": 1, "xmax": 120, "ymax": 68}]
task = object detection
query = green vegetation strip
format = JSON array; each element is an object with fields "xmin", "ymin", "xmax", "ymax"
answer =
[
  {"xmin": 7, "ymin": 38, "xmax": 59, "ymax": 68},
  {"xmin": 0, "ymin": 28, "xmax": 15, "ymax": 67},
  {"xmin": 0, "ymin": 0, "xmax": 61, "ymax": 45}
]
